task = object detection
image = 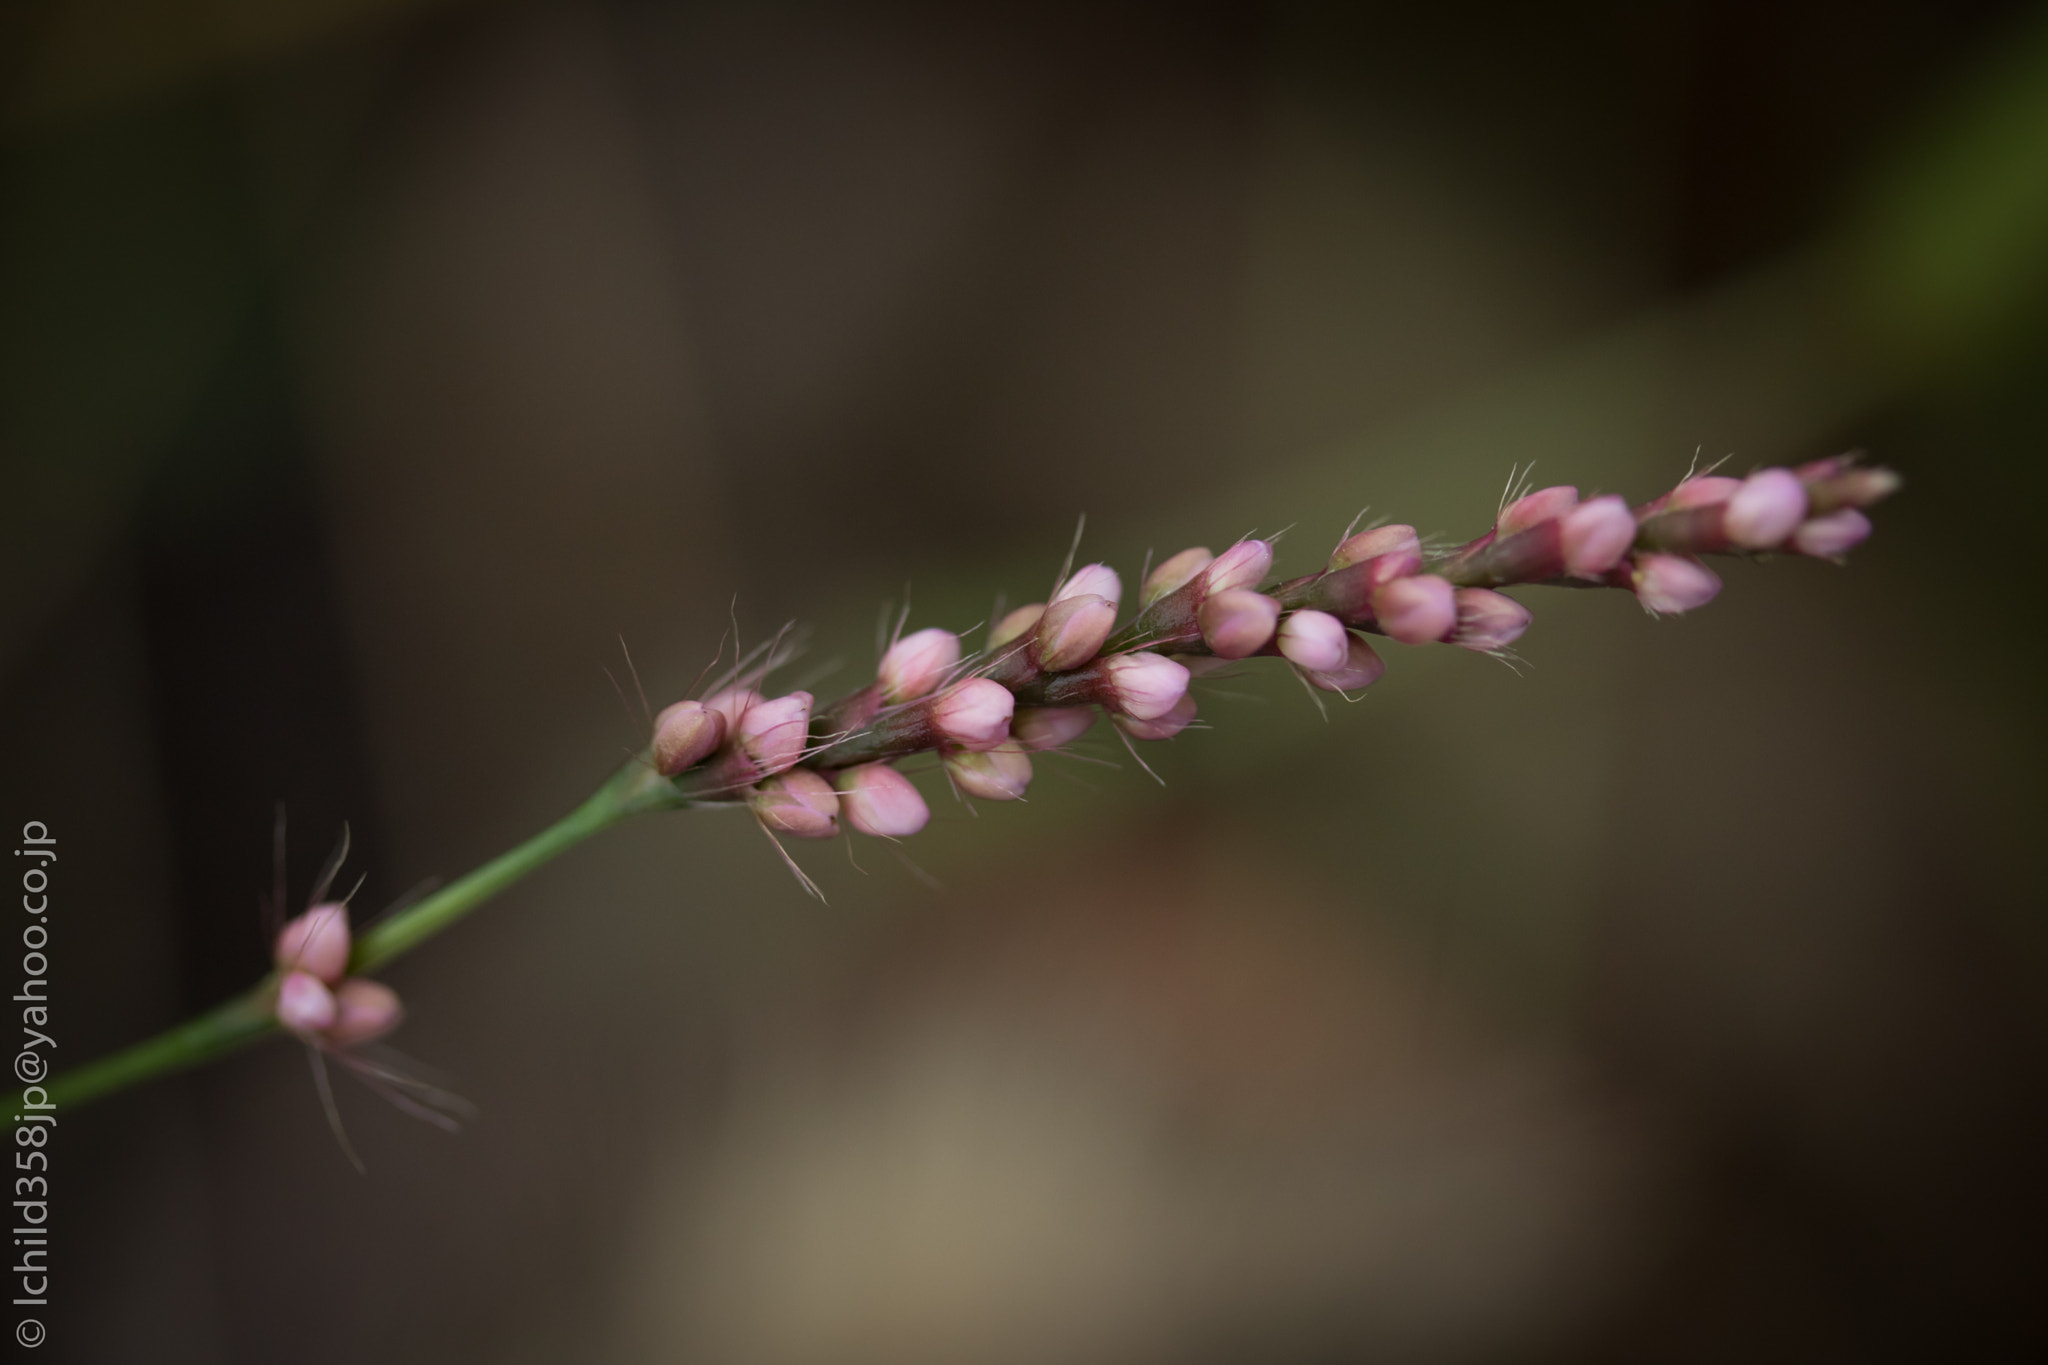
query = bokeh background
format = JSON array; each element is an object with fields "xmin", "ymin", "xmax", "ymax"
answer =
[{"xmin": 5, "ymin": 1, "xmax": 2046, "ymax": 1361}]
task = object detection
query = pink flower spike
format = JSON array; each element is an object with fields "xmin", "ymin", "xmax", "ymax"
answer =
[
  {"xmin": 1034, "ymin": 594, "xmax": 1118, "ymax": 671},
  {"xmin": 1560, "ymin": 495, "xmax": 1638, "ymax": 578},
  {"xmin": 1013, "ymin": 706, "xmax": 1097, "ymax": 750},
  {"xmin": 275, "ymin": 904, "xmax": 351, "ymax": 985},
  {"xmin": 1371, "ymin": 575, "xmax": 1458, "ymax": 645},
  {"xmin": 932, "ymin": 679, "xmax": 1014, "ymax": 750},
  {"xmin": 1198, "ymin": 589, "xmax": 1280, "ymax": 659},
  {"xmin": 703, "ymin": 687, "xmax": 763, "ymax": 735},
  {"xmin": 1631, "ymin": 554, "xmax": 1722, "ymax": 615},
  {"xmin": 1304, "ymin": 636, "xmax": 1386, "ymax": 692},
  {"xmin": 737, "ymin": 692, "xmax": 813, "ymax": 777},
  {"xmin": 1790, "ymin": 508, "xmax": 1872, "ymax": 560},
  {"xmin": 1724, "ymin": 468, "xmax": 1809, "ymax": 549},
  {"xmin": 878, "ymin": 628, "xmax": 961, "ymax": 704},
  {"xmin": 1499, "ymin": 484, "xmax": 1578, "ymax": 536},
  {"xmin": 1451, "ymin": 589, "xmax": 1533, "ymax": 651},
  {"xmin": 1119, "ymin": 692, "xmax": 1197, "ymax": 741},
  {"xmin": 749, "ymin": 770, "xmax": 839, "ymax": 839},
  {"xmin": 835, "ymin": 763, "xmax": 930, "ymax": 838},
  {"xmin": 325, "ymin": 979, "xmax": 404, "ymax": 1049},
  {"xmin": 276, "ymin": 970, "xmax": 337, "ymax": 1036},
  {"xmin": 1668, "ymin": 475, "xmax": 1741, "ymax": 510},
  {"xmin": 1202, "ymin": 539, "xmax": 1274, "ymax": 594},
  {"xmin": 944, "ymin": 746, "xmax": 1033, "ymax": 801},
  {"xmin": 1276, "ymin": 610, "xmax": 1350, "ymax": 672},
  {"xmin": 1101, "ymin": 652, "xmax": 1191, "ymax": 720},
  {"xmin": 1053, "ymin": 563, "xmax": 1123, "ymax": 612},
  {"xmin": 652, "ymin": 700, "xmax": 726, "ymax": 777},
  {"xmin": 989, "ymin": 603, "xmax": 1046, "ymax": 650},
  {"xmin": 1141, "ymin": 547, "xmax": 1213, "ymax": 606},
  {"xmin": 1330, "ymin": 524, "xmax": 1420, "ymax": 571}
]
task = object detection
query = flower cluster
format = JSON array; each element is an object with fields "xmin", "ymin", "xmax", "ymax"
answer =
[
  {"xmin": 271, "ymin": 904, "xmax": 404, "ymax": 1049},
  {"xmin": 650, "ymin": 455, "xmax": 1898, "ymax": 842}
]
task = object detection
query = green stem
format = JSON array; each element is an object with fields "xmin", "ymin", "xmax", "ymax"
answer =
[{"xmin": 15, "ymin": 758, "xmax": 685, "ymax": 1114}]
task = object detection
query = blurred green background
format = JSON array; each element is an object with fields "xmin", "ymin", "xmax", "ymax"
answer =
[{"xmin": 4, "ymin": 1, "xmax": 2045, "ymax": 1361}]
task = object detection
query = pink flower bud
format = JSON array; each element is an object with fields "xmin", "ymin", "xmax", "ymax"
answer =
[
  {"xmin": 1371, "ymin": 574, "xmax": 1457, "ymax": 645},
  {"xmin": 1450, "ymin": 588, "xmax": 1533, "ymax": 651},
  {"xmin": 276, "ymin": 970, "xmax": 337, "ymax": 1035},
  {"xmin": 1013, "ymin": 706, "xmax": 1096, "ymax": 751},
  {"xmin": 1304, "ymin": 636, "xmax": 1387, "ymax": 692},
  {"xmin": 1052, "ymin": 563, "xmax": 1123, "ymax": 612},
  {"xmin": 989, "ymin": 603, "xmax": 1046, "ymax": 650},
  {"xmin": 834, "ymin": 763, "xmax": 931, "ymax": 838},
  {"xmin": 325, "ymin": 979, "xmax": 404, "ymax": 1048},
  {"xmin": 748, "ymin": 769, "xmax": 839, "ymax": 839},
  {"xmin": 1498, "ymin": 484, "xmax": 1578, "ymax": 536},
  {"xmin": 877, "ymin": 628, "xmax": 961, "ymax": 703},
  {"xmin": 1560, "ymin": 495, "xmax": 1638, "ymax": 578},
  {"xmin": 1201, "ymin": 539, "xmax": 1273, "ymax": 594},
  {"xmin": 1790, "ymin": 508, "xmax": 1872, "ymax": 559},
  {"xmin": 737, "ymin": 692, "xmax": 813, "ymax": 776},
  {"xmin": 931, "ymin": 679, "xmax": 1014, "ymax": 750},
  {"xmin": 1330, "ymin": 524, "xmax": 1420, "ymax": 571},
  {"xmin": 1034, "ymin": 594, "xmax": 1118, "ymax": 671},
  {"xmin": 1724, "ymin": 468, "xmax": 1808, "ymax": 549},
  {"xmin": 1668, "ymin": 475, "xmax": 1741, "ymax": 510},
  {"xmin": 703, "ymin": 687, "xmax": 763, "ymax": 735},
  {"xmin": 275, "ymin": 904, "xmax": 350, "ymax": 985},
  {"xmin": 1119, "ymin": 692, "xmax": 1197, "ymax": 741},
  {"xmin": 1141, "ymin": 547, "xmax": 1213, "ymax": 605},
  {"xmin": 652, "ymin": 700, "xmax": 726, "ymax": 776},
  {"xmin": 1631, "ymin": 554, "xmax": 1722, "ymax": 614},
  {"xmin": 1198, "ymin": 589, "xmax": 1280, "ymax": 659},
  {"xmin": 1100, "ymin": 652, "xmax": 1190, "ymax": 719},
  {"xmin": 1276, "ymin": 610, "xmax": 1350, "ymax": 672},
  {"xmin": 944, "ymin": 746, "xmax": 1033, "ymax": 801}
]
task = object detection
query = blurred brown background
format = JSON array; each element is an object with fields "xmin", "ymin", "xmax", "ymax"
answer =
[{"xmin": 4, "ymin": 1, "xmax": 2046, "ymax": 1361}]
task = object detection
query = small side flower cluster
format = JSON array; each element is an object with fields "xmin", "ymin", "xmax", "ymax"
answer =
[
  {"xmin": 272, "ymin": 904, "xmax": 403, "ymax": 1049},
  {"xmin": 648, "ymin": 455, "xmax": 1897, "ymax": 846}
]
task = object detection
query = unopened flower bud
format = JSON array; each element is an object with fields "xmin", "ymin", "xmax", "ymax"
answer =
[
  {"xmin": 1013, "ymin": 706, "xmax": 1096, "ymax": 751},
  {"xmin": 1202, "ymin": 539, "xmax": 1273, "ymax": 594},
  {"xmin": 1451, "ymin": 588, "xmax": 1533, "ymax": 651},
  {"xmin": 1371, "ymin": 575, "xmax": 1457, "ymax": 645},
  {"xmin": 1198, "ymin": 589, "xmax": 1280, "ymax": 659},
  {"xmin": 325, "ymin": 979, "xmax": 404, "ymax": 1049},
  {"xmin": 1034, "ymin": 594, "xmax": 1118, "ymax": 671},
  {"xmin": 703, "ymin": 687, "xmax": 763, "ymax": 735},
  {"xmin": 738, "ymin": 692, "xmax": 813, "ymax": 776},
  {"xmin": 1560, "ymin": 495, "xmax": 1638, "ymax": 578},
  {"xmin": 1790, "ymin": 508, "xmax": 1872, "ymax": 559},
  {"xmin": 277, "ymin": 970, "xmax": 337, "ymax": 1035},
  {"xmin": 1667, "ymin": 475, "xmax": 1741, "ymax": 510},
  {"xmin": 931, "ymin": 679, "xmax": 1014, "ymax": 750},
  {"xmin": 945, "ymin": 746, "xmax": 1033, "ymax": 801},
  {"xmin": 1330, "ymin": 524, "xmax": 1420, "ymax": 571},
  {"xmin": 1101, "ymin": 652, "xmax": 1191, "ymax": 720},
  {"xmin": 1304, "ymin": 636, "xmax": 1387, "ymax": 691},
  {"xmin": 1803, "ymin": 465, "xmax": 1901, "ymax": 512},
  {"xmin": 1141, "ymin": 547, "xmax": 1213, "ymax": 605},
  {"xmin": 1119, "ymin": 692, "xmax": 1197, "ymax": 741},
  {"xmin": 1052, "ymin": 563, "xmax": 1123, "ymax": 612},
  {"xmin": 275, "ymin": 904, "xmax": 350, "ymax": 985},
  {"xmin": 989, "ymin": 603, "xmax": 1046, "ymax": 650},
  {"xmin": 1276, "ymin": 610, "xmax": 1350, "ymax": 672},
  {"xmin": 652, "ymin": 700, "xmax": 726, "ymax": 776},
  {"xmin": 834, "ymin": 763, "xmax": 930, "ymax": 838},
  {"xmin": 749, "ymin": 769, "xmax": 839, "ymax": 839},
  {"xmin": 1498, "ymin": 485, "xmax": 1578, "ymax": 536},
  {"xmin": 1724, "ymin": 468, "xmax": 1808, "ymax": 549},
  {"xmin": 1631, "ymin": 554, "xmax": 1722, "ymax": 614},
  {"xmin": 878, "ymin": 628, "xmax": 961, "ymax": 703}
]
